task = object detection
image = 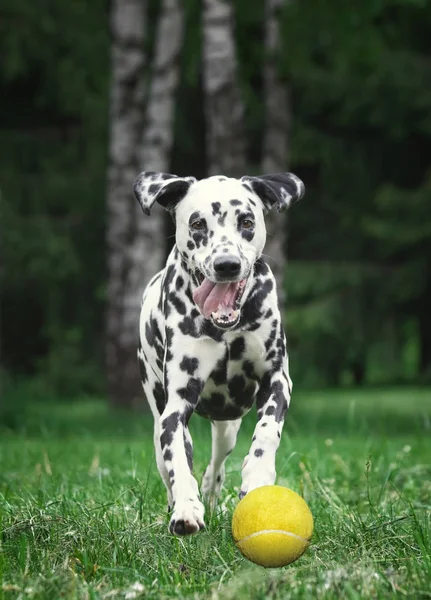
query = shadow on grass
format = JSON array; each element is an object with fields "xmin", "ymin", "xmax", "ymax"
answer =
[{"xmin": 1, "ymin": 381, "xmax": 430, "ymax": 439}]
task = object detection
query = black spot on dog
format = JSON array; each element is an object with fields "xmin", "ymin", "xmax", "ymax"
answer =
[
  {"xmin": 148, "ymin": 183, "xmax": 160, "ymax": 196},
  {"xmin": 196, "ymin": 393, "xmax": 246, "ymax": 420},
  {"xmin": 192, "ymin": 230, "xmax": 208, "ymax": 248},
  {"xmin": 265, "ymin": 321, "xmax": 278, "ymax": 352},
  {"xmin": 248, "ymin": 197, "xmax": 257, "ymax": 207},
  {"xmin": 211, "ymin": 352, "xmax": 228, "ymax": 386},
  {"xmin": 211, "ymin": 202, "xmax": 221, "ymax": 215},
  {"xmin": 230, "ymin": 337, "xmax": 245, "ymax": 360},
  {"xmin": 242, "ymin": 360, "xmax": 259, "ymax": 382},
  {"xmin": 179, "ymin": 315, "xmax": 201, "ymax": 337},
  {"xmin": 183, "ymin": 284, "xmax": 194, "ymax": 304},
  {"xmin": 264, "ymin": 382, "xmax": 288, "ymax": 422},
  {"xmin": 176, "ymin": 276, "xmax": 184, "ymax": 290},
  {"xmin": 165, "ymin": 264, "xmax": 175, "ymax": 288},
  {"xmin": 154, "ymin": 381, "xmax": 165, "ymax": 414},
  {"xmin": 168, "ymin": 292, "xmax": 187, "ymax": 315},
  {"xmin": 270, "ymin": 380, "xmax": 284, "ymax": 397},
  {"xmin": 230, "ymin": 199, "xmax": 242, "ymax": 206},
  {"xmin": 218, "ymin": 211, "xmax": 228, "ymax": 226},
  {"xmin": 210, "ymin": 392, "xmax": 225, "ymax": 404},
  {"xmin": 165, "ymin": 327, "xmax": 174, "ymax": 362},
  {"xmin": 164, "ymin": 449, "xmax": 172, "ymax": 462},
  {"xmin": 255, "ymin": 259, "xmax": 270, "ymax": 276},
  {"xmin": 145, "ymin": 320, "xmax": 156, "ymax": 348},
  {"xmin": 187, "ymin": 240, "xmax": 195, "ymax": 251},
  {"xmin": 177, "ymin": 378, "xmax": 204, "ymax": 406},
  {"xmin": 228, "ymin": 375, "xmax": 246, "ymax": 399},
  {"xmin": 201, "ymin": 320, "xmax": 224, "ymax": 341},
  {"xmin": 241, "ymin": 228, "xmax": 254, "ymax": 242},
  {"xmin": 254, "ymin": 448, "xmax": 264, "ymax": 457},
  {"xmin": 180, "ymin": 356, "xmax": 199, "ymax": 375},
  {"xmin": 240, "ymin": 274, "xmax": 274, "ymax": 330},
  {"xmin": 160, "ymin": 411, "xmax": 180, "ymax": 448},
  {"xmin": 184, "ymin": 434, "xmax": 193, "ymax": 470},
  {"xmin": 138, "ymin": 354, "xmax": 147, "ymax": 383}
]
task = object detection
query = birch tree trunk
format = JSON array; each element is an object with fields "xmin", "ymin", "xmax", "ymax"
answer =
[
  {"xmin": 262, "ymin": 0, "xmax": 291, "ymax": 307},
  {"xmin": 202, "ymin": 0, "xmax": 246, "ymax": 176},
  {"xmin": 106, "ymin": 0, "xmax": 184, "ymax": 408}
]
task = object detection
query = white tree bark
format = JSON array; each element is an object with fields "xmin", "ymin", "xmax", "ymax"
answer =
[
  {"xmin": 202, "ymin": 0, "xmax": 246, "ymax": 176},
  {"xmin": 106, "ymin": 0, "xmax": 184, "ymax": 407},
  {"xmin": 124, "ymin": 0, "xmax": 184, "ymax": 379},
  {"xmin": 262, "ymin": 0, "xmax": 291, "ymax": 306}
]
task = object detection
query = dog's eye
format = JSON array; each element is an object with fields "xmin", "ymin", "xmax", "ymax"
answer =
[
  {"xmin": 242, "ymin": 219, "xmax": 254, "ymax": 229},
  {"xmin": 191, "ymin": 220, "xmax": 205, "ymax": 231}
]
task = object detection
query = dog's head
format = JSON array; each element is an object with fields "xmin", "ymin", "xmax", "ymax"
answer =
[{"xmin": 134, "ymin": 171, "xmax": 304, "ymax": 329}]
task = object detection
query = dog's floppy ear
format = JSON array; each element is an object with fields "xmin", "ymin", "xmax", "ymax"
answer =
[
  {"xmin": 134, "ymin": 171, "xmax": 197, "ymax": 215},
  {"xmin": 241, "ymin": 172, "xmax": 305, "ymax": 213}
]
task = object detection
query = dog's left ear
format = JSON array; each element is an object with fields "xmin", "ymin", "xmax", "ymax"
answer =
[
  {"xmin": 241, "ymin": 172, "xmax": 305, "ymax": 213},
  {"xmin": 134, "ymin": 171, "xmax": 197, "ymax": 215}
]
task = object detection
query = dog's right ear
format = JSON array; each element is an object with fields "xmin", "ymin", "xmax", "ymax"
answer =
[
  {"xmin": 134, "ymin": 171, "xmax": 197, "ymax": 215},
  {"xmin": 241, "ymin": 172, "xmax": 305, "ymax": 213}
]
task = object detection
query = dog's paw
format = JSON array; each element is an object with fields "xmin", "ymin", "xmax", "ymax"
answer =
[
  {"xmin": 169, "ymin": 498, "xmax": 205, "ymax": 536},
  {"xmin": 240, "ymin": 458, "xmax": 276, "ymax": 499}
]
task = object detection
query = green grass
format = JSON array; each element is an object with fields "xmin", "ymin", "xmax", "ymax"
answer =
[{"xmin": 1, "ymin": 387, "xmax": 430, "ymax": 599}]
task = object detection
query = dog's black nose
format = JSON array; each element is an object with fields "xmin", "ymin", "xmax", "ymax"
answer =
[{"xmin": 214, "ymin": 256, "xmax": 241, "ymax": 278}]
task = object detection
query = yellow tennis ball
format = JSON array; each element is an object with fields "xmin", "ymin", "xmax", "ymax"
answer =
[{"xmin": 232, "ymin": 485, "xmax": 313, "ymax": 568}]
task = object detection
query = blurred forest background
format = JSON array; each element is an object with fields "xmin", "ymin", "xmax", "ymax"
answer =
[{"xmin": 1, "ymin": 0, "xmax": 431, "ymax": 409}]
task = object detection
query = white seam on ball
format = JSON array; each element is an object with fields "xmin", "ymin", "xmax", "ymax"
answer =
[{"xmin": 237, "ymin": 529, "xmax": 309, "ymax": 545}]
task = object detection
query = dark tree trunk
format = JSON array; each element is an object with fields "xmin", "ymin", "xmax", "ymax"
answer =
[
  {"xmin": 418, "ymin": 267, "xmax": 431, "ymax": 379},
  {"xmin": 262, "ymin": 0, "xmax": 291, "ymax": 308},
  {"xmin": 351, "ymin": 359, "xmax": 366, "ymax": 386}
]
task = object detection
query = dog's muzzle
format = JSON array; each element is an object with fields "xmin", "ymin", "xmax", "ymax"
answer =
[{"xmin": 193, "ymin": 273, "xmax": 247, "ymax": 329}]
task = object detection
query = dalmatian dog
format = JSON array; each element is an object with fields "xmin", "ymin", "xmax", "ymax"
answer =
[{"xmin": 134, "ymin": 171, "xmax": 304, "ymax": 536}]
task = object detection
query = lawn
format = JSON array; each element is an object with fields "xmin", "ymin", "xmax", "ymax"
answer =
[{"xmin": 0, "ymin": 387, "xmax": 430, "ymax": 599}]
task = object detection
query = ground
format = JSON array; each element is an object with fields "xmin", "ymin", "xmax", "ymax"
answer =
[{"xmin": 0, "ymin": 386, "xmax": 430, "ymax": 599}]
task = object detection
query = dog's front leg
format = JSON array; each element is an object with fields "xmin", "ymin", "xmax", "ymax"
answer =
[
  {"xmin": 160, "ymin": 336, "xmax": 224, "ymax": 535},
  {"xmin": 240, "ymin": 363, "xmax": 292, "ymax": 498}
]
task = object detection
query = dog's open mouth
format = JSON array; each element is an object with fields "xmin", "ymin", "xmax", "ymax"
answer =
[{"xmin": 193, "ymin": 277, "xmax": 247, "ymax": 328}]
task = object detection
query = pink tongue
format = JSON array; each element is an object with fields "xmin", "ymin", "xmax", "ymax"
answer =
[{"xmin": 193, "ymin": 279, "xmax": 237, "ymax": 318}]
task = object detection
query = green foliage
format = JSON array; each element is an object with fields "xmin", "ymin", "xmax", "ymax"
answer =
[
  {"xmin": 275, "ymin": 0, "xmax": 431, "ymax": 384},
  {"xmin": 0, "ymin": 0, "xmax": 108, "ymax": 388},
  {"xmin": 0, "ymin": 389, "xmax": 430, "ymax": 597}
]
